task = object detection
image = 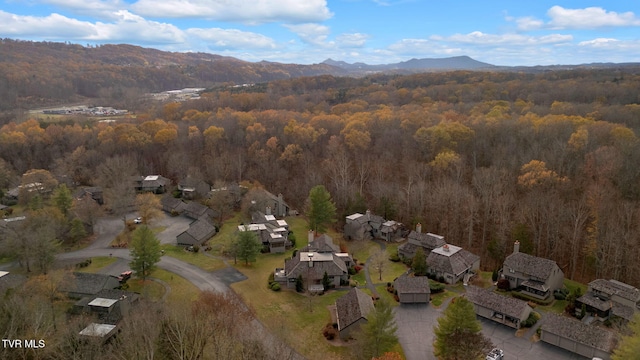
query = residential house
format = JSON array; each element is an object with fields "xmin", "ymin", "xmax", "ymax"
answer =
[
  {"xmin": 499, "ymin": 241, "xmax": 564, "ymax": 300},
  {"xmin": 238, "ymin": 211, "xmax": 291, "ymax": 253},
  {"xmin": 397, "ymin": 225, "xmax": 446, "ymax": 260},
  {"xmin": 245, "ymin": 189, "xmax": 292, "ymax": 217},
  {"xmin": 426, "ymin": 244, "xmax": 480, "ymax": 285},
  {"xmin": 576, "ymin": 279, "xmax": 640, "ymax": 322},
  {"xmin": 161, "ymin": 196, "xmax": 186, "ymax": 215},
  {"xmin": 61, "ymin": 272, "xmax": 121, "ymax": 299},
  {"xmin": 134, "ymin": 175, "xmax": 171, "ymax": 194},
  {"xmin": 73, "ymin": 289, "xmax": 140, "ymax": 324},
  {"xmin": 73, "ymin": 186, "xmax": 104, "ymax": 205},
  {"xmin": 466, "ymin": 286, "xmax": 533, "ymax": 329},
  {"xmin": 394, "ymin": 273, "xmax": 430, "ymax": 304},
  {"xmin": 305, "ymin": 232, "xmax": 353, "ymax": 268},
  {"xmin": 335, "ymin": 288, "xmax": 375, "ymax": 340},
  {"xmin": 344, "ymin": 210, "xmax": 403, "ymax": 241},
  {"xmin": 183, "ymin": 201, "xmax": 217, "ymax": 221},
  {"xmin": 177, "ymin": 217, "xmax": 217, "ymax": 247},
  {"xmin": 540, "ymin": 313, "xmax": 617, "ymax": 360},
  {"xmin": 277, "ymin": 249, "xmax": 349, "ymax": 290},
  {"xmin": 178, "ymin": 177, "xmax": 210, "ymax": 200}
]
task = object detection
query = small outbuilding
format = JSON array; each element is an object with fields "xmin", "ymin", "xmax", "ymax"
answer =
[
  {"xmin": 394, "ymin": 273, "xmax": 430, "ymax": 304},
  {"xmin": 466, "ymin": 286, "xmax": 533, "ymax": 329}
]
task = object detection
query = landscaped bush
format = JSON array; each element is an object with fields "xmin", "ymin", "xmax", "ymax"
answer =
[
  {"xmin": 496, "ymin": 278, "xmax": 511, "ymax": 291},
  {"xmin": 522, "ymin": 312, "xmax": 540, "ymax": 327},
  {"xmin": 269, "ymin": 282, "xmax": 281, "ymax": 291},
  {"xmin": 354, "ymin": 265, "xmax": 363, "ymax": 273},
  {"xmin": 322, "ymin": 323, "xmax": 338, "ymax": 340},
  {"xmin": 429, "ymin": 280, "xmax": 445, "ymax": 294},
  {"xmin": 388, "ymin": 252, "xmax": 401, "ymax": 262},
  {"xmin": 492, "ymin": 269, "xmax": 499, "ymax": 282},
  {"xmin": 554, "ymin": 288, "xmax": 569, "ymax": 300}
]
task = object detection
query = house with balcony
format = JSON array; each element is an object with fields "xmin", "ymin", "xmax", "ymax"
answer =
[
  {"xmin": 499, "ymin": 241, "xmax": 564, "ymax": 300},
  {"xmin": 576, "ymin": 278, "xmax": 640, "ymax": 322},
  {"xmin": 344, "ymin": 210, "xmax": 403, "ymax": 242}
]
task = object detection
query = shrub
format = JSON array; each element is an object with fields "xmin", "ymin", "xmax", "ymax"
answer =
[
  {"xmin": 496, "ymin": 278, "xmax": 511, "ymax": 291},
  {"xmin": 388, "ymin": 252, "xmax": 401, "ymax": 262},
  {"xmin": 323, "ymin": 323, "xmax": 338, "ymax": 340},
  {"xmin": 269, "ymin": 282, "xmax": 281, "ymax": 291},
  {"xmin": 437, "ymin": 276, "xmax": 445, "ymax": 283},
  {"xmin": 491, "ymin": 269, "xmax": 499, "ymax": 282},
  {"xmin": 554, "ymin": 288, "xmax": 569, "ymax": 300},
  {"xmin": 429, "ymin": 281, "xmax": 445, "ymax": 294},
  {"xmin": 354, "ymin": 265, "xmax": 363, "ymax": 273},
  {"xmin": 522, "ymin": 312, "xmax": 540, "ymax": 327}
]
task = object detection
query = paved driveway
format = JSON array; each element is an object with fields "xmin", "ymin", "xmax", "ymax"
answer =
[
  {"xmin": 395, "ymin": 300, "xmax": 589, "ymax": 360},
  {"xmin": 153, "ymin": 213, "xmax": 192, "ymax": 245}
]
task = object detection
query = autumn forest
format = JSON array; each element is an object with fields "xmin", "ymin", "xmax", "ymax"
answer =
[{"xmin": 2, "ymin": 42, "xmax": 640, "ymax": 290}]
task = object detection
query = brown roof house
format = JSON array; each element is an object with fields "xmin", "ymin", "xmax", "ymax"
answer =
[
  {"xmin": 576, "ymin": 279, "xmax": 640, "ymax": 322},
  {"xmin": 177, "ymin": 217, "xmax": 217, "ymax": 247},
  {"xmin": 426, "ymin": 244, "xmax": 480, "ymax": 285},
  {"xmin": 540, "ymin": 313, "xmax": 617, "ymax": 360},
  {"xmin": 344, "ymin": 210, "xmax": 403, "ymax": 242},
  {"xmin": 394, "ymin": 273, "xmax": 430, "ymax": 304},
  {"xmin": 335, "ymin": 288, "xmax": 375, "ymax": 339},
  {"xmin": 161, "ymin": 196, "xmax": 186, "ymax": 215},
  {"xmin": 183, "ymin": 201, "xmax": 217, "ymax": 221},
  {"xmin": 134, "ymin": 175, "xmax": 171, "ymax": 194},
  {"xmin": 397, "ymin": 224, "xmax": 446, "ymax": 260},
  {"xmin": 238, "ymin": 211, "xmax": 290, "ymax": 253},
  {"xmin": 466, "ymin": 286, "xmax": 533, "ymax": 329},
  {"xmin": 499, "ymin": 241, "xmax": 564, "ymax": 300},
  {"xmin": 61, "ymin": 272, "xmax": 121, "ymax": 299},
  {"xmin": 277, "ymin": 249, "xmax": 349, "ymax": 291},
  {"xmin": 178, "ymin": 177, "xmax": 211, "ymax": 200}
]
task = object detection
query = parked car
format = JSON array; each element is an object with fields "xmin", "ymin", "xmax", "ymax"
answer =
[
  {"xmin": 486, "ymin": 348, "xmax": 504, "ymax": 360},
  {"xmin": 134, "ymin": 217, "xmax": 142, "ymax": 224}
]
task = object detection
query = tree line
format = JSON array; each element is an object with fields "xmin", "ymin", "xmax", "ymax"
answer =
[{"xmin": 2, "ymin": 68, "xmax": 640, "ymax": 287}]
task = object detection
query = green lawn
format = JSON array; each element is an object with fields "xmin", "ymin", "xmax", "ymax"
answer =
[
  {"xmin": 149, "ymin": 268, "xmax": 201, "ymax": 304},
  {"xmin": 126, "ymin": 278, "xmax": 166, "ymax": 300},
  {"xmin": 431, "ymin": 290, "xmax": 456, "ymax": 307},
  {"xmin": 161, "ymin": 244, "xmax": 226, "ymax": 272},
  {"xmin": 81, "ymin": 256, "xmax": 118, "ymax": 273}
]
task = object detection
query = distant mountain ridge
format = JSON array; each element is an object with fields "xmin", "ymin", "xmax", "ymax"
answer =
[{"xmin": 322, "ymin": 56, "xmax": 495, "ymax": 72}]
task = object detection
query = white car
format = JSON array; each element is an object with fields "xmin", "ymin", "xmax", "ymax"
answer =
[
  {"xmin": 134, "ymin": 217, "xmax": 142, "ymax": 224},
  {"xmin": 486, "ymin": 348, "xmax": 504, "ymax": 360}
]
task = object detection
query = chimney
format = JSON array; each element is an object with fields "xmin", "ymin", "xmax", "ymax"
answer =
[
  {"xmin": 308, "ymin": 229, "xmax": 314, "ymax": 245},
  {"xmin": 366, "ymin": 209, "xmax": 371, "ymax": 220},
  {"xmin": 308, "ymin": 253, "xmax": 314, "ymax": 267},
  {"xmin": 443, "ymin": 244, "xmax": 450, "ymax": 252},
  {"xmin": 265, "ymin": 206, "xmax": 271, "ymax": 215},
  {"xmin": 514, "ymin": 241, "xmax": 520, "ymax": 254},
  {"xmin": 416, "ymin": 223, "xmax": 422, "ymax": 233}
]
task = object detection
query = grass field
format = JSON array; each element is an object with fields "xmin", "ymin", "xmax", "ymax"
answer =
[
  {"xmin": 161, "ymin": 244, "xmax": 226, "ymax": 272},
  {"xmin": 80, "ymin": 256, "xmax": 118, "ymax": 273},
  {"xmin": 231, "ymin": 252, "xmax": 352, "ymax": 360}
]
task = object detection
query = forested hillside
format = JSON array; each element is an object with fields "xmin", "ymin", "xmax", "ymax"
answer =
[
  {"xmin": 2, "ymin": 67, "xmax": 640, "ymax": 287},
  {"xmin": 0, "ymin": 39, "xmax": 344, "ymax": 113}
]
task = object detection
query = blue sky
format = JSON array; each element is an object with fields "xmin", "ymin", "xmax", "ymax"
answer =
[{"xmin": 1, "ymin": 1, "xmax": 639, "ymax": 66}]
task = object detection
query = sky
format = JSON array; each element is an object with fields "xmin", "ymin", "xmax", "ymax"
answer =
[{"xmin": 0, "ymin": 1, "xmax": 639, "ymax": 66}]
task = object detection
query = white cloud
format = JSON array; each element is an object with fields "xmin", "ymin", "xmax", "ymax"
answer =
[
  {"xmin": 130, "ymin": 0, "xmax": 332, "ymax": 23},
  {"xmin": 436, "ymin": 31, "xmax": 572, "ymax": 46},
  {"xmin": 91, "ymin": 10, "xmax": 186, "ymax": 44},
  {"xmin": 514, "ymin": 16, "xmax": 545, "ymax": 31},
  {"xmin": 40, "ymin": 0, "xmax": 124, "ymax": 17},
  {"xmin": 285, "ymin": 23, "xmax": 332, "ymax": 46},
  {"xmin": 0, "ymin": 10, "xmax": 98, "ymax": 38},
  {"xmin": 186, "ymin": 28, "xmax": 276, "ymax": 49},
  {"xmin": 336, "ymin": 33, "xmax": 369, "ymax": 48},
  {"xmin": 547, "ymin": 6, "xmax": 640, "ymax": 29}
]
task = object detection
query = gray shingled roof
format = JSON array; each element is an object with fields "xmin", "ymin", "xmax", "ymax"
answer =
[
  {"xmin": 308, "ymin": 234, "xmax": 340, "ymax": 253},
  {"xmin": 467, "ymin": 286, "xmax": 531, "ymax": 319},
  {"xmin": 576, "ymin": 293, "xmax": 611, "ymax": 312},
  {"xmin": 285, "ymin": 253, "xmax": 348, "ymax": 280},
  {"xmin": 161, "ymin": 196, "xmax": 186, "ymax": 211},
  {"xmin": 183, "ymin": 218, "xmax": 216, "ymax": 242},
  {"xmin": 503, "ymin": 252, "xmax": 559, "ymax": 280},
  {"xmin": 336, "ymin": 288, "xmax": 375, "ymax": 331},
  {"xmin": 394, "ymin": 274, "xmax": 430, "ymax": 295},
  {"xmin": 426, "ymin": 247, "xmax": 479, "ymax": 276},
  {"xmin": 408, "ymin": 231, "xmax": 446, "ymax": 250},
  {"xmin": 541, "ymin": 313, "xmax": 617, "ymax": 352},
  {"xmin": 589, "ymin": 279, "xmax": 640, "ymax": 302},
  {"xmin": 63, "ymin": 272, "xmax": 120, "ymax": 296}
]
